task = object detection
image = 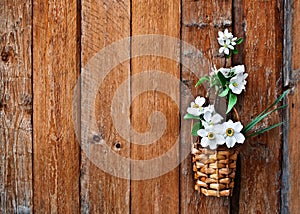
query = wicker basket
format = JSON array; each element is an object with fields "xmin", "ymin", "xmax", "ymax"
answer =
[{"xmin": 191, "ymin": 141, "xmax": 238, "ymax": 197}]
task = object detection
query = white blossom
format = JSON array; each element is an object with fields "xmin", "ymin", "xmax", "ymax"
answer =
[
  {"xmin": 187, "ymin": 96, "xmax": 206, "ymax": 116},
  {"xmin": 218, "ymin": 39, "xmax": 234, "ymax": 55},
  {"xmin": 197, "ymin": 125, "xmax": 225, "ymax": 150},
  {"xmin": 230, "ymin": 37, "xmax": 238, "ymax": 46},
  {"xmin": 229, "ymin": 73, "xmax": 248, "ymax": 94},
  {"xmin": 218, "ymin": 67, "xmax": 231, "ymax": 77},
  {"xmin": 232, "ymin": 65, "xmax": 245, "ymax": 75},
  {"xmin": 218, "ymin": 29, "xmax": 238, "ymax": 55},
  {"xmin": 202, "ymin": 111, "xmax": 223, "ymax": 128},
  {"xmin": 218, "ymin": 29, "xmax": 233, "ymax": 41},
  {"xmin": 221, "ymin": 120, "xmax": 245, "ymax": 148}
]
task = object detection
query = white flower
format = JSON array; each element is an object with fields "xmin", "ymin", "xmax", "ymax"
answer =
[
  {"xmin": 203, "ymin": 105, "xmax": 215, "ymax": 114},
  {"xmin": 230, "ymin": 37, "xmax": 237, "ymax": 46},
  {"xmin": 218, "ymin": 29, "xmax": 238, "ymax": 55},
  {"xmin": 218, "ymin": 29, "xmax": 233, "ymax": 41},
  {"xmin": 202, "ymin": 111, "xmax": 223, "ymax": 128},
  {"xmin": 221, "ymin": 120, "xmax": 245, "ymax": 148},
  {"xmin": 218, "ymin": 67, "xmax": 231, "ymax": 77},
  {"xmin": 232, "ymin": 65, "xmax": 245, "ymax": 75},
  {"xmin": 229, "ymin": 73, "xmax": 248, "ymax": 94},
  {"xmin": 197, "ymin": 125, "xmax": 225, "ymax": 150},
  {"xmin": 218, "ymin": 39, "xmax": 234, "ymax": 55},
  {"xmin": 187, "ymin": 96, "xmax": 206, "ymax": 116}
]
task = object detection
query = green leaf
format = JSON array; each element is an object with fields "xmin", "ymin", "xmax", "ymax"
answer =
[
  {"xmin": 232, "ymin": 49, "xmax": 238, "ymax": 55},
  {"xmin": 226, "ymin": 92, "xmax": 237, "ymax": 114},
  {"xmin": 242, "ymin": 104, "xmax": 288, "ymax": 133},
  {"xmin": 246, "ymin": 122, "xmax": 285, "ymax": 138},
  {"xmin": 184, "ymin": 113, "xmax": 201, "ymax": 120},
  {"xmin": 217, "ymin": 71, "xmax": 227, "ymax": 87},
  {"xmin": 195, "ymin": 76, "xmax": 210, "ymax": 87},
  {"xmin": 255, "ymin": 90, "xmax": 290, "ymax": 119},
  {"xmin": 236, "ymin": 38, "xmax": 243, "ymax": 44},
  {"xmin": 219, "ymin": 87, "xmax": 229, "ymax": 97},
  {"xmin": 191, "ymin": 122, "xmax": 203, "ymax": 136},
  {"xmin": 225, "ymin": 53, "xmax": 231, "ymax": 58}
]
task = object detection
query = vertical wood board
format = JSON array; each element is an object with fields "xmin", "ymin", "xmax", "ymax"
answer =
[
  {"xmin": 33, "ymin": 0, "xmax": 80, "ymax": 212},
  {"xmin": 238, "ymin": 1, "xmax": 283, "ymax": 213},
  {"xmin": 131, "ymin": 0, "xmax": 180, "ymax": 213},
  {"xmin": 180, "ymin": 1, "xmax": 232, "ymax": 213},
  {"xmin": 289, "ymin": 0, "xmax": 300, "ymax": 213},
  {"xmin": 0, "ymin": 1, "xmax": 32, "ymax": 213},
  {"xmin": 80, "ymin": 0, "xmax": 131, "ymax": 213}
]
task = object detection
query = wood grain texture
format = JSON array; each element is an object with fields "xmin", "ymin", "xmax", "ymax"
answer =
[
  {"xmin": 180, "ymin": 1, "xmax": 232, "ymax": 213},
  {"xmin": 238, "ymin": 1, "xmax": 283, "ymax": 213},
  {"xmin": 33, "ymin": 0, "xmax": 80, "ymax": 212},
  {"xmin": 0, "ymin": 1, "xmax": 32, "ymax": 213},
  {"xmin": 289, "ymin": 0, "xmax": 300, "ymax": 213},
  {"xmin": 81, "ymin": 0, "xmax": 131, "ymax": 213},
  {"xmin": 131, "ymin": 0, "xmax": 180, "ymax": 213}
]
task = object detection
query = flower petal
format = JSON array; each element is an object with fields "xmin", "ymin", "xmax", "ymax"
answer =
[
  {"xmin": 195, "ymin": 96, "xmax": 206, "ymax": 106},
  {"xmin": 209, "ymin": 139, "xmax": 218, "ymax": 150},
  {"xmin": 200, "ymin": 137, "xmax": 210, "ymax": 148},
  {"xmin": 224, "ymin": 48, "xmax": 229, "ymax": 55},
  {"xmin": 218, "ymin": 31, "xmax": 224, "ymax": 38},
  {"xmin": 226, "ymin": 136, "xmax": 236, "ymax": 148},
  {"xmin": 234, "ymin": 65, "xmax": 245, "ymax": 74},
  {"xmin": 230, "ymin": 86, "xmax": 243, "ymax": 94},
  {"xmin": 218, "ymin": 38, "xmax": 225, "ymax": 46},
  {"xmin": 214, "ymin": 124, "xmax": 225, "ymax": 134},
  {"xmin": 187, "ymin": 107, "xmax": 201, "ymax": 116},
  {"xmin": 215, "ymin": 134, "xmax": 225, "ymax": 145},
  {"xmin": 203, "ymin": 111, "xmax": 212, "ymax": 122},
  {"xmin": 211, "ymin": 114, "xmax": 223, "ymax": 124},
  {"xmin": 233, "ymin": 121, "xmax": 243, "ymax": 132},
  {"xmin": 234, "ymin": 132, "xmax": 245, "ymax": 144},
  {"xmin": 219, "ymin": 47, "xmax": 225, "ymax": 54},
  {"xmin": 197, "ymin": 129, "xmax": 208, "ymax": 137}
]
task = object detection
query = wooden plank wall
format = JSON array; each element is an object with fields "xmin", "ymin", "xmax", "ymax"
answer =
[
  {"xmin": 238, "ymin": 1, "xmax": 283, "ymax": 213},
  {"xmin": 0, "ymin": 1, "xmax": 32, "ymax": 213},
  {"xmin": 0, "ymin": 0, "xmax": 300, "ymax": 213},
  {"xmin": 80, "ymin": 0, "xmax": 130, "ymax": 213},
  {"xmin": 33, "ymin": 0, "xmax": 80, "ymax": 212},
  {"xmin": 288, "ymin": 0, "xmax": 300, "ymax": 213}
]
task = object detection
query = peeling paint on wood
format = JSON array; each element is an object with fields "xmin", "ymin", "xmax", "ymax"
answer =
[{"xmin": 0, "ymin": 0, "xmax": 33, "ymax": 213}]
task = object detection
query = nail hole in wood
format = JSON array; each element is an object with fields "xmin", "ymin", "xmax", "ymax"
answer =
[
  {"xmin": 1, "ymin": 51, "xmax": 9, "ymax": 62},
  {"xmin": 93, "ymin": 135, "xmax": 101, "ymax": 143},
  {"xmin": 114, "ymin": 142, "xmax": 121, "ymax": 150}
]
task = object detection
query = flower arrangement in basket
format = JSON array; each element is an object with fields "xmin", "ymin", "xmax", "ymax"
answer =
[{"xmin": 184, "ymin": 29, "xmax": 289, "ymax": 197}]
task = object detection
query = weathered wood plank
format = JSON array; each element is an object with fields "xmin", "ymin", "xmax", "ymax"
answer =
[
  {"xmin": 0, "ymin": 1, "xmax": 32, "ymax": 213},
  {"xmin": 130, "ymin": 0, "xmax": 180, "ymax": 213},
  {"xmin": 180, "ymin": 1, "xmax": 232, "ymax": 213},
  {"xmin": 33, "ymin": 0, "xmax": 80, "ymax": 212},
  {"xmin": 289, "ymin": 0, "xmax": 300, "ymax": 213},
  {"xmin": 238, "ymin": 1, "xmax": 283, "ymax": 213},
  {"xmin": 80, "ymin": 0, "xmax": 131, "ymax": 213}
]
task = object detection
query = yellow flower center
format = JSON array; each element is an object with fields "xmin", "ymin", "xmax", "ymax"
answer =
[
  {"xmin": 233, "ymin": 82, "xmax": 238, "ymax": 87},
  {"xmin": 193, "ymin": 104, "xmax": 199, "ymax": 108},
  {"xmin": 207, "ymin": 132, "xmax": 215, "ymax": 140},
  {"xmin": 226, "ymin": 128, "xmax": 234, "ymax": 137}
]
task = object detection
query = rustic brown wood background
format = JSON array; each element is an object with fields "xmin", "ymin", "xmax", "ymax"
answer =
[{"xmin": 0, "ymin": 0, "xmax": 299, "ymax": 213}]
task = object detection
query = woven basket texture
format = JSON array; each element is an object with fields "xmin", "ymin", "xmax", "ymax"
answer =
[{"xmin": 192, "ymin": 141, "xmax": 238, "ymax": 197}]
